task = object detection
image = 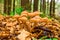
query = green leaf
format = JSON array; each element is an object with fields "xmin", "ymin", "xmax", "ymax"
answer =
[
  {"xmin": 45, "ymin": 38, "xmax": 52, "ymax": 40},
  {"xmin": 10, "ymin": 11, "xmax": 15, "ymax": 16},
  {"xmin": 47, "ymin": 16, "xmax": 52, "ymax": 19},
  {"xmin": 40, "ymin": 13, "xmax": 46, "ymax": 18},
  {"xmin": 40, "ymin": 12, "xmax": 52, "ymax": 19},
  {"xmin": 45, "ymin": 38, "xmax": 58, "ymax": 40},
  {"xmin": 39, "ymin": 36, "xmax": 48, "ymax": 40},
  {"xmin": 15, "ymin": 7, "xmax": 23, "ymax": 15},
  {"xmin": 53, "ymin": 38, "xmax": 58, "ymax": 40}
]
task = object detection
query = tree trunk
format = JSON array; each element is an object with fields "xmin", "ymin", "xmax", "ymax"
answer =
[
  {"xmin": 43, "ymin": 0, "xmax": 46, "ymax": 13},
  {"xmin": 13, "ymin": 0, "xmax": 15, "ymax": 13},
  {"xmin": 50, "ymin": 0, "xmax": 53, "ymax": 17},
  {"xmin": 8, "ymin": 0, "xmax": 12, "ymax": 15},
  {"xmin": 4, "ymin": 0, "xmax": 12, "ymax": 15},
  {"xmin": 50, "ymin": 0, "xmax": 55, "ymax": 18},
  {"xmin": 53, "ymin": 0, "xmax": 55, "ymax": 14},
  {"xmin": 4, "ymin": 0, "xmax": 8, "ymax": 14},
  {"xmin": 38, "ymin": 0, "xmax": 40, "ymax": 11},
  {"xmin": 40, "ymin": 0, "xmax": 43, "ymax": 12},
  {"xmin": 21, "ymin": 0, "xmax": 31, "ymax": 10},
  {"xmin": 34, "ymin": 0, "xmax": 38, "ymax": 11},
  {"xmin": 46, "ymin": 0, "xmax": 49, "ymax": 16}
]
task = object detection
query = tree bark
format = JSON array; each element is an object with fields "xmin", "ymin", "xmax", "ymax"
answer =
[
  {"xmin": 21, "ymin": 0, "xmax": 31, "ymax": 10},
  {"xmin": 8, "ymin": 0, "xmax": 12, "ymax": 15},
  {"xmin": 40, "ymin": 0, "xmax": 43, "ymax": 12},
  {"xmin": 50, "ymin": 0, "xmax": 55, "ymax": 18},
  {"xmin": 34, "ymin": 0, "xmax": 38, "ymax": 11},
  {"xmin": 4, "ymin": 0, "xmax": 12, "ymax": 15},
  {"xmin": 43, "ymin": 0, "xmax": 46, "ymax": 13},
  {"xmin": 46, "ymin": 0, "xmax": 49, "ymax": 16},
  {"xmin": 13, "ymin": 0, "xmax": 15, "ymax": 13},
  {"xmin": 50, "ymin": 0, "xmax": 53, "ymax": 17},
  {"xmin": 53, "ymin": 0, "xmax": 55, "ymax": 13},
  {"xmin": 4, "ymin": 0, "xmax": 8, "ymax": 14}
]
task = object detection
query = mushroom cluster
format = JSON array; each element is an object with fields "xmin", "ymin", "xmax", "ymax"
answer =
[{"xmin": 0, "ymin": 11, "xmax": 60, "ymax": 40}]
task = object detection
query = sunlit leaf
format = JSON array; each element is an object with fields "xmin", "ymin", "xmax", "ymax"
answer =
[{"xmin": 53, "ymin": 38, "xmax": 58, "ymax": 40}]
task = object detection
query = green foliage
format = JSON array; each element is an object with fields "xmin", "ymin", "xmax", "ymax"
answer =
[
  {"xmin": 15, "ymin": 7, "xmax": 23, "ymax": 15},
  {"xmin": 40, "ymin": 13, "xmax": 46, "ymax": 18},
  {"xmin": 0, "ymin": 0, "xmax": 4, "ymax": 3},
  {"xmin": 2, "ymin": 13, "xmax": 7, "ymax": 16},
  {"xmin": 32, "ymin": 36, "xmax": 58, "ymax": 40},
  {"xmin": 53, "ymin": 38, "xmax": 58, "ymax": 40},
  {"xmin": 10, "ymin": 7, "xmax": 24, "ymax": 16},
  {"xmin": 40, "ymin": 13, "xmax": 52, "ymax": 19},
  {"xmin": 3, "ymin": 7, "xmax": 31, "ymax": 16},
  {"xmin": 45, "ymin": 38, "xmax": 58, "ymax": 40},
  {"xmin": 39, "ymin": 36, "xmax": 48, "ymax": 40},
  {"xmin": 47, "ymin": 16, "xmax": 52, "ymax": 19},
  {"xmin": 10, "ymin": 11, "xmax": 15, "ymax": 16}
]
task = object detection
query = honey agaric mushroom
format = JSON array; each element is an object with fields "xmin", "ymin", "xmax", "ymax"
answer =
[{"xmin": 0, "ymin": 11, "xmax": 60, "ymax": 40}]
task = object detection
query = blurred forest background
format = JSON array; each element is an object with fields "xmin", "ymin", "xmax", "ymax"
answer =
[{"xmin": 0, "ymin": 0, "xmax": 60, "ymax": 20}]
